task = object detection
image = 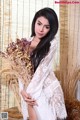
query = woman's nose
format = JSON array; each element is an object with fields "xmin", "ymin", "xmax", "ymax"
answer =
[{"xmin": 40, "ymin": 26, "xmax": 44, "ymax": 32}]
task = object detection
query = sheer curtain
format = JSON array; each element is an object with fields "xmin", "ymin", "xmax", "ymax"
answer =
[
  {"xmin": 0, "ymin": 0, "xmax": 59, "ymax": 110},
  {"xmin": 1, "ymin": 0, "xmax": 59, "ymax": 50},
  {"xmin": 60, "ymin": 2, "xmax": 80, "ymax": 100},
  {"xmin": 12, "ymin": 0, "xmax": 59, "ymax": 41}
]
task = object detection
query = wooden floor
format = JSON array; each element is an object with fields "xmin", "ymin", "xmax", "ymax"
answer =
[{"xmin": 3, "ymin": 107, "xmax": 23, "ymax": 120}]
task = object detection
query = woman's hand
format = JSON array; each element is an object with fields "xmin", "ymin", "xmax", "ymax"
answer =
[{"xmin": 20, "ymin": 90, "xmax": 38, "ymax": 106}]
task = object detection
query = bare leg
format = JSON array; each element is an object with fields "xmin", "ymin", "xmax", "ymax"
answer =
[{"xmin": 28, "ymin": 105, "xmax": 37, "ymax": 120}]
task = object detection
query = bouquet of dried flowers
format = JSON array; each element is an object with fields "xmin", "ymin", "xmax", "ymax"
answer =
[{"xmin": 0, "ymin": 38, "xmax": 34, "ymax": 112}]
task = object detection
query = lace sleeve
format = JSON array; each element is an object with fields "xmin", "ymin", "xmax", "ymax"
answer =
[{"xmin": 26, "ymin": 39, "xmax": 58, "ymax": 99}]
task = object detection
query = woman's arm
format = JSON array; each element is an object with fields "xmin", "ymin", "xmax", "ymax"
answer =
[
  {"xmin": 26, "ymin": 39, "xmax": 58, "ymax": 99},
  {"xmin": 19, "ymin": 83, "xmax": 38, "ymax": 120},
  {"xmin": 18, "ymin": 79, "xmax": 37, "ymax": 106},
  {"xmin": 20, "ymin": 90, "xmax": 38, "ymax": 106}
]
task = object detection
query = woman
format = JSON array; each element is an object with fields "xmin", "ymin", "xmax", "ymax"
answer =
[{"xmin": 19, "ymin": 7, "xmax": 67, "ymax": 120}]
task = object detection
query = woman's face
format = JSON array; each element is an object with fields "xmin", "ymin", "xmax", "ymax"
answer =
[{"xmin": 34, "ymin": 16, "xmax": 50, "ymax": 39}]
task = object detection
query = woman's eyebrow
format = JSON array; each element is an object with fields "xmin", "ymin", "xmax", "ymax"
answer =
[{"xmin": 37, "ymin": 20, "xmax": 50, "ymax": 26}]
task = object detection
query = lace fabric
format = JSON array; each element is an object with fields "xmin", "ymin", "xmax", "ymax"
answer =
[
  {"xmin": 19, "ymin": 37, "xmax": 67, "ymax": 120},
  {"xmin": 26, "ymin": 38, "xmax": 58, "ymax": 97}
]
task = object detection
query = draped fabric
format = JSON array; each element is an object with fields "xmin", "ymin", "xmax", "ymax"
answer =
[{"xmin": 0, "ymin": 0, "xmax": 59, "ymax": 111}]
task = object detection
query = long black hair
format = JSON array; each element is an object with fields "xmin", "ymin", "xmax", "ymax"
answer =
[{"xmin": 30, "ymin": 7, "xmax": 58, "ymax": 72}]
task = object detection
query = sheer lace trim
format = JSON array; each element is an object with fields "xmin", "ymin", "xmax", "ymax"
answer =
[
  {"xmin": 51, "ymin": 87, "xmax": 67, "ymax": 118},
  {"xmin": 43, "ymin": 81, "xmax": 67, "ymax": 119}
]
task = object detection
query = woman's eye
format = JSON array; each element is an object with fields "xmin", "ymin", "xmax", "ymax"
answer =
[
  {"xmin": 37, "ymin": 22, "xmax": 41, "ymax": 25},
  {"xmin": 45, "ymin": 26, "xmax": 50, "ymax": 29}
]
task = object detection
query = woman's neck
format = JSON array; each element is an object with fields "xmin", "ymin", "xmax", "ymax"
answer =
[
  {"xmin": 33, "ymin": 36, "xmax": 40, "ymax": 44},
  {"xmin": 30, "ymin": 36, "xmax": 40, "ymax": 49},
  {"xmin": 29, "ymin": 36, "xmax": 40, "ymax": 53}
]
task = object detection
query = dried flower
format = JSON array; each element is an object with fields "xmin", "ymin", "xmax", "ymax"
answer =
[{"xmin": 0, "ymin": 38, "xmax": 34, "ymax": 89}]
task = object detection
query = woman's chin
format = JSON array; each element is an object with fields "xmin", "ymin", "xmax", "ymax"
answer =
[{"xmin": 36, "ymin": 35, "xmax": 44, "ymax": 39}]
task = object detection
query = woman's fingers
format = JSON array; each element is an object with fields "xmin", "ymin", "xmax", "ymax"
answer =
[
  {"xmin": 21, "ymin": 90, "xmax": 31, "ymax": 99},
  {"xmin": 20, "ymin": 90, "xmax": 38, "ymax": 106},
  {"xmin": 25, "ymin": 98, "xmax": 38, "ymax": 105},
  {"xmin": 27, "ymin": 101, "xmax": 38, "ymax": 106},
  {"xmin": 24, "ymin": 98, "xmax": 35, "ymax": 102}
]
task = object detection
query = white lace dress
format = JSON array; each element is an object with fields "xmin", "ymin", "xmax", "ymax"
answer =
[{"xmin": 18, "ymin": 37, "xmax": 67, "ymax": 120}]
